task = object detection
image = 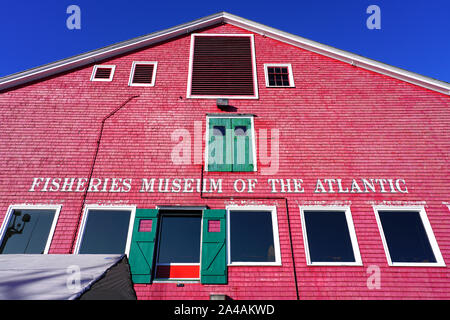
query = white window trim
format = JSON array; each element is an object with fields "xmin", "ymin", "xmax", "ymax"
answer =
[
  {"xmin": 90, "ymin": 65, "xmax": 116, "ymax": 82},
  {"xmin": 0, "ymin": 204, "xmax": 62, "ymax": 254},
  {"xmin": 263, "ymin": 63, "xmax": 295, "ymax": 88},
  {"xmin": 73, "ymin": 204, "xmax": 136, "ymax": 256},
  {"xmin": 300, "ymin": 205, "xmax": 363, "ymax": 266},
  {"xmin": 373, "ymin": 205, "xmax": 445, "ymax": 267},
  {"xmin": 204, "ymin": 115, "xmax": 257, "ymax": 172},
  {"xmin": 128, "ymin": 61, "xmax": 158, "ymax": 87},
  {"xmin": 186, "ymin": 33, "xmax": 259, "ymax": 99},
  {"xmin": 226, "ymin": 205, "xmax": 282, "ymax": 266}
]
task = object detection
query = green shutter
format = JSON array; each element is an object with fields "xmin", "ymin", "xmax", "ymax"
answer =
[
  {"xmin": 129, "ymin": 209, "xmax": 158, "ymax": 284},
  {"xmin": 208, "ymin": 118, "xmax": 232, "ymax": 172},
  {"xmin": 201, "ymin": 209, "xmax": 227, "ymax": 284},
  {"xmin": 231, "ymin": 118, "xmax": 254, "ymax": 172}
]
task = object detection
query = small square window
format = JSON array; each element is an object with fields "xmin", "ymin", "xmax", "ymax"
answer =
[
  {"xmin": 76, "ymin": 206, "xmax": 134, "ymax": 254},
  {"xmin": 128, "ymin": 61, "xmax": 157, "ymax": 86},
  {"xmin": 300, "ymin": 206, "xmax": 362, "ymax": 266},
  {"xmin": 90, "ymin": 65, "xmax": 116, "ymax": 82},
  {"xmin": 227, "ymin": 206, "xmax": 281, "ymax": 265},
  {"xmin": 264, "ymin": 64, "xmax": 294, "ymax": 87},
  {"xmin": 374, "ymin": 206, "xmax": 445, "ymax": 266},
  {"xmin": 208, "ymin": 220, "xmax": 221, "ymax": 233},
  {"xmin": 138, "ymin": 219, "xmax": 153, "ymax": 232},
  {"xmin": 0, "ymin": 205, "xmax": 61, "ymax": 254}
]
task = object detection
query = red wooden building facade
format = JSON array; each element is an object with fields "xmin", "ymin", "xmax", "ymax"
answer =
[{"xmin": 0, "ymin": 12, "xmax": 449, "ymax": 300}]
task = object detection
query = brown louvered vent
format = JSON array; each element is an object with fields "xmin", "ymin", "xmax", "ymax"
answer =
[
  {"xmin": 93, "ymin": 67, "xmax": 112, "ymax": 79},
  {"xmin": 131, "ymin": 63, "xmax": 155, "ymax": 85},
  {"xmin": 190, "ymin": 35, "xmax": 255, "ymax": 97},
  {"xmin": 91, "ymin": 65, "xmax": 115, "ymax": 81}
]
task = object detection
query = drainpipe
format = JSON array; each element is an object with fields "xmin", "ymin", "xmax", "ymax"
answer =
[{"xmin": 199, "ymin": 165, "xmax": 300, "ymax": 300}]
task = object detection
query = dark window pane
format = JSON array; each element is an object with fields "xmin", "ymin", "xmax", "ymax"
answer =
[
  {"xmin": 268, "ymin": 74, "xmax": 275, "ymax": 86},
  {"xmin": 304, "ymin": 211, "xmax": 355, "ymax": 263},
  {"xmin": 234, "ymin": 126, "xmax": 248, "ymax": 136},
  {"xmin": 267, "ymin": 66, "xmax": 291, "ymax": 86},
  {"xmin": 378, "ymin": 211, "xmax": 436, "ymax": 263},
  {"xmin": 157, "ymin": 215, "xmax": 201, "ymax": 263},
  {"xmin": 132, "ymin": 64, "xmax": 154, "ymax": 84},
  {"xmin": 79, "ymin": 210, "xmax": 131, "ymax": 254},
  {"xmin": 275, "ymin": 74, "xmax": 282, "ymax": 84},
  {"xmin": 94, "ymin": 67, "xmax": 112, "ymax": 79},
  {"xmin": 230, "ymin": 211, "xmax": 276, "ymax": 262},
  {"xmin": 0, "ymin": 209, "xmax": 55, "ymax": 254},
  {"xmin": 213, "ymin": 126, "xmax": 225, "ymax": 136}
]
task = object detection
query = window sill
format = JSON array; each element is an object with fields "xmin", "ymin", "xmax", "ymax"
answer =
[
  {"xmin": 265, "ymin": 85, "xmax": 296, "ymax": 88},
  {"xmin": 307, "ymin": 262, "xmax": 364, "ymax": 267},
  {"xmin": 388, "ymin": 262, "xmax": 446, "ymax": 267},
  {"xmin": 187, "ymin": 95, "xmax": 259, "ymax": 100},
  {"xmin": 152, "ymin": 279, "xmax": 200, "ymax": 283},
  {"xmin": 228, "ymin": 262, "xmax": 282, "ymax": 267}
]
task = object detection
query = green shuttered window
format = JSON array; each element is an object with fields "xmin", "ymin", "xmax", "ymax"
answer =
[
  {"xmin": 208, "ymin": 117, "xmax": 254, "ymax": 172},
  {"xmin": 128, "ymin": 208, "xmax": 227, "ymax": 285}
]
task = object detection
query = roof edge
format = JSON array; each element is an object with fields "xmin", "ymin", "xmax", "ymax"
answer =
[
  {"xmin": 0, "ymin": 11, "xmax": 448, "ymax": 95},
  {"xmin": 0, "ymin": 12, "xmax": 225, "ymax": 91},
  {"xmin": 222, "ymin": 12, "xmax": 449, "ymax": 95}
]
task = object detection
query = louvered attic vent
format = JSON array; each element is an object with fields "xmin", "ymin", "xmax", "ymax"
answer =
[
  {"xmin": 91, "ymin": 65, "xmax": 115, "ymax": 81},
  {"xmin": 188, "ymin": 34, "xmax": 258, "ymax": 98},
  {"xmin": 129, "ymin": 62, "xmax": 157, "ymax": 86}
]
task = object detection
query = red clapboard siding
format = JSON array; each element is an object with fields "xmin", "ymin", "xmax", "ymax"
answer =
[
  {"xmin": 0, "ymin": 22, "xmax": 449, "ymax": 301},
  {"xmin": 190, "ymin": 35, "xmax": 254, "ymax": 96}
]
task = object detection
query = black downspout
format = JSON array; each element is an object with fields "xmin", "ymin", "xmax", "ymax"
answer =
[
  {"xmin": 200, "ymin": 165, "xmax": 300, "ymax": 300},
  {"xmin": 70, "ymin": 95, "xmax": 140, "ymax": 253}
]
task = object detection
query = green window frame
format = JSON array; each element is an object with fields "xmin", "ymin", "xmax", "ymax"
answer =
[{"xmin": 207, "ymin": 117, "xmax": 255, "ymax": 172}]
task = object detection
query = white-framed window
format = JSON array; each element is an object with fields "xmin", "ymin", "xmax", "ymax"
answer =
[
  {"xmin": 74, "ymin": 205, "xmax": 136, "ymax": 255},
  {"xmin": 226, "ymin": 205, "xmax": 281, "ymax": 266},
  {"xmin": 205, "ymin": 114, "xmax": 257, "ymax": 172},
  {"xmin": 373, "ymin": 205, "xmax": 445, "ymax": 267},
  {"xmin": 90, "ymin": 65, "xmax": 116, "ymax": 81},
  {"xmin": 128, "ymin": 61, "xmax": 158, "ymax": 87},
  {"xmin": 264, "ymin": 64, "xmax": 295, "ymax": 87},
  {"xmin": 187, "ymin": 33, "xmax": 259, "ymax": 99},
  {"xmin": 300, "ymin": 205, "xmax": 362, "ymax": 266},
  {"xmin": 0, "ymin": 204, "xmax": 61, "ymax": 254}
]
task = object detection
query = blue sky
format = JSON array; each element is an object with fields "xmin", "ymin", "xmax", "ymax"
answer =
[{"xmin": 1, "ymin": 0, "xmax": 449, "ymax": 82}]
